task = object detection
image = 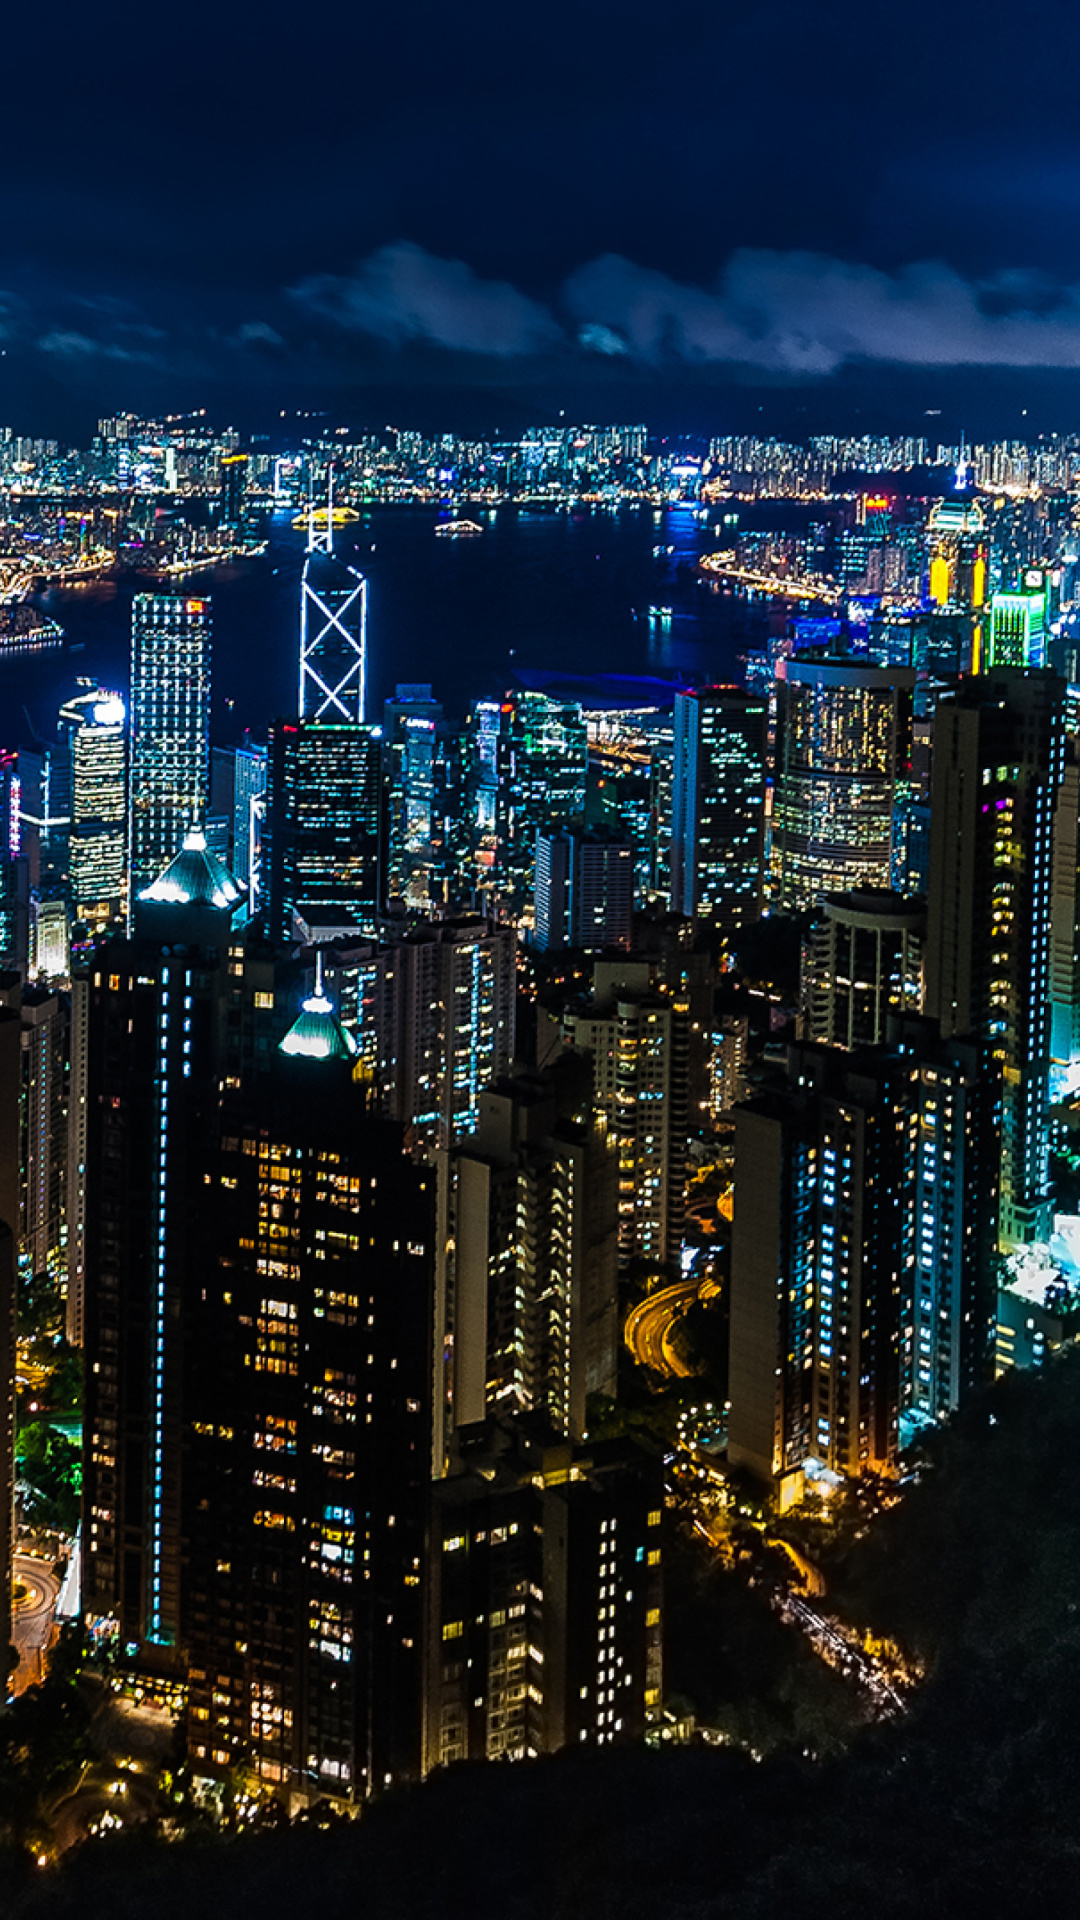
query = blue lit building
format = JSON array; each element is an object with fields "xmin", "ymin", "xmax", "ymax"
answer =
[
  {"xmin": 263, "ymin": 720, "xmax": 386, "ymax": 941},
  {"xmin": 669, "ymin": 687, "xmax": 767, "ymax": 930},
  {"xmin": 925, "ymin": 668, "xmax": 1066, "ymax": 1248},
  {"xmin": 81, "ymin": 831, "xmax": 247, "ymax": 1672},
  {"xmin": 467, "ymin": 692, "xmax": 587, "ymax": 908}
]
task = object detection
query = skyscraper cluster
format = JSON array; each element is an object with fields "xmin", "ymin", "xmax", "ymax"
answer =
[{"xmin": 3, "ymin": 436, "xmax": 1080, "ymax": 1813}]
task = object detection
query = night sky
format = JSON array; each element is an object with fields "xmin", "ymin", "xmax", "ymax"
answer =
[{"xmin": 6, "ymin": 0, "xmax": 1080, "ymax": 438}]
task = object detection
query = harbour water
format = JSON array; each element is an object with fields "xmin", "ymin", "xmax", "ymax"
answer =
[{"xmin": 0, "ymin": 503, "xmax": 778, "ymax": 745}]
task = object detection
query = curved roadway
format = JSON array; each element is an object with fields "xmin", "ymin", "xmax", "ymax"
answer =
[{"xmin": 624, "ymin": 1279, "xmax": 703, "ymax": 1378}]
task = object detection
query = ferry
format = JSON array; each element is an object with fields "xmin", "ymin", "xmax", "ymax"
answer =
[
  {"xmin": 0, "ymin": 604, "xmax": 64, "ymax": 655},
  {"xmin": 435, "ymin": 519, "xmax": 484, "ymax": 539}
]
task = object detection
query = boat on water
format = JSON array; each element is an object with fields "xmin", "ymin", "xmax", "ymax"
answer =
[
  {"xmin": 0, "ymin": 603, "xmax": 64, "ymax": 655},
  {"xmin": 435, "ymin": 519, "xmax": 484, "ymax": 539}
]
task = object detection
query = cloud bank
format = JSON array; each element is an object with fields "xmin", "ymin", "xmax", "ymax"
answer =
[{"xmin": 291, "ymin": 242, "xmax": 1080, "ymax": 374}]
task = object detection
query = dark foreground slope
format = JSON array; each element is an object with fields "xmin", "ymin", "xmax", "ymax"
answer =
[{"xmin": 5, "ymin": 1350, "xmax": 1080, "ymax": 1920}]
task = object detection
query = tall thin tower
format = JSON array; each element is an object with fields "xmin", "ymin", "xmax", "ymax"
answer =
[
  {"xmin": 128, "ymin": 594, "xmax": 211, "ymax": 910},
  {"xmin": 299, "ymin": 473, "xmax": 368, "ymax": 723}
]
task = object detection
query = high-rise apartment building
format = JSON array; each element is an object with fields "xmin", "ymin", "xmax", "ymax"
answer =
[
  {"xmin": 561, "ymin": 962, "xmax": 689, "ymax": 1272},
  {"xmin": 772, "ymin": 658, "xmax": 915, "ymax": 912},
  {"xmin": 127, "ymin": 595, "xmax": 211, "ymax": 909},
  {"xmin": 321, "ymin": 916, "xmax": 517, "ymax": 1151},
  {"xmin": 669, "ymin": 687, "xmax": 767, "ymax": 929},
  {"xmin": 425, "ymin": 1422, "xmax": 663, "ymax": 1770},
  {"xmin": 924, "ymin": 668, "xmax": 1066, "ymax": 1247},
  {"xmin": 433, "ymin": 1066, "xmax": 618, "ymax": 1468},
  {"xmin": 263, "ymin": 721, "xmax": 386, "ymax": 941},
  {"xmin": 728, "ymin": 1029, "xmax": 997, "ymax": 1491},
  {"xmin": 803, "ymin": 891, "xmax": 924, "ymax": 1051},
  {"xmin": 0, "ymin": 976, "xmax": 69, "ymax": 1285},
  {"xmin": 534, "ymin": 822, "xmax": 634, "ymax": 953}
]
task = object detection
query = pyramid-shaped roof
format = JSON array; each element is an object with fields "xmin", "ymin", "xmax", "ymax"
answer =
[{"xmin": 137, "ymin": 828, "xmax": 246, "ymax": 912}]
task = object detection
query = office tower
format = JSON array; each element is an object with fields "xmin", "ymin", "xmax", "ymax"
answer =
[
  {"xmin": 263, "ymin": 721, "xmax": 386, "ymax": 942},
  {"xmin": 804, "ymin": 891, "xmax": 924, "ymax": 1050},
  {"xmin": 0, "ymin": 1008, "xmax": 19, "ymax": 1659},
  {"xmin": 728, "ymin": 1032, "xmax": 998, "ymax": 1491},
  {"xmin": 433, "ymin": 1065, "xmax": 618, "ymax": 1468},
  {"xmin": 127, "ymin": 594, "xmax": 211, "ymax": 908},
  {"xmin": 561, "ymin": 961, "xmax": 689, "ymax": 1272},
  {"xmin": 321, "ymin": 917, "xmax": 516, "ymax": 1151},
  {"xmin": 60, "ymin": 688, "xmax": 126, "ymax": 929},
  {"xmin": 218, "ymin": 451, "xmax": 249, "ymax": 531},
  {"xmin": 468, "ymin": 693, "xmax": 587, "ymax": 906},
  {"xmin": 772, "ymin": 658, "xmax": 915, "ymax": 912},
  {"xmin": 0, "ymin": 978, "xmax": 69, "ymax": 1286},
  {"xmin": 16, "ymin": 741, "xmax": 70, "ymax": 901},
  {"xmin": 925, "ymin": 669, "xmax": 1066, "ymax": 1247},
  {"xmin": 989, "ymin": 588, "xmax": 1047, "ymax": 669},
  {"xmin": 233, "ymin": 742, "xmax": 267, "ymax": 900},
  {"xmin": 32, "ymin": 898, "xmax": 69, "ymax": 980},
  {"xmin": 81, "ymin": 834, "xmax": 248, "ymax": 1668},
  {"xmin": 925, "ymin": 497, "xmax": 988, "ymax": 609},
  {"xmin": 425, "ymin": 1423, "xmax": 663, "ymax": 1770},
  {"xmin": 534, "ymin": 822, "xmax": 634, "ymax": 953},
  {"xmin": 382, "ymin": 685, "xmax": 467, "ymax": 911},
  {"xmin": 299, "ymin": 531, "xmax": 368, "ymax": 725},
  {"xmin": 186, "ymin": 997, "xmax": 435, "ymax": 1802},
  {"xmin": 669, "ymin": 687, "xmax": 767, "ymax": 929},
  {"xmin": 0, "ymin": 856, "xmax": 29, "ymax": 972}
]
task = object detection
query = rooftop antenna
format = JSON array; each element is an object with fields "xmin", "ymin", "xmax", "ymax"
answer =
[{"xmin": 325, "ymin": 464, "xmax": 335, "ymax": 554}]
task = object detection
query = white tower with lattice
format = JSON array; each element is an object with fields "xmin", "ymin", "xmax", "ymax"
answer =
[{"xmin": 298, "ymin": 475, "xmax": 368, "ymax": 722}]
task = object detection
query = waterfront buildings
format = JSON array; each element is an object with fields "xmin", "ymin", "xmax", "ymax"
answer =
[{"xmin": 127, "ymin": 595, "xmax": 211, "ymax": 909}]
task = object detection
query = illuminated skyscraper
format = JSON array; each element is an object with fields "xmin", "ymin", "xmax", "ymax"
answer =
[
  {"xmin": 433, "ymin": 1064, "xmax": 618, "ymax": 1467},
  {"xmin": 988, "ymin": 587, "xmax": 1047, "ymax": 669},
  {"xmin": 264, "ymin": 721, "xmax": 386, "ymax": 941},
  {"xmin": 299, "ymin": 526, "xmax": 368, "ymax": 725},
  {"xmin": 728, "ymin": 1028, "xmax": 997, "ymax": 1490},
  {"xmin": 925, "ymin": 498, "xmax": 987, "ymax": 610},
  {"xmin": 534, "ymin": 822, "xmax": 634, "ymax": 952},
  {"xmin": 925, "ymin": 668, "xmax": 1066, "ymax": 1247},
  {"xmin": 562, "ymin": 962, "xmax": 689, "ymax": 1272},
  {"xmin": 468, "ymin": 692, "xmax": 587, "ymax": 906},
  {"xmin": 670, "ymin": 687, "xmax": 767, "ymax": 929},
  {"xmin": 772, "ymin": 658, "xmax": 915, "ymax": 912},
  {"xmin": 127, "ymin": 595, "xmax": 211, "ymax": 911},
  {"xmin": 60, "ymin": 688, "xmax": 127, "ymax": 929}
]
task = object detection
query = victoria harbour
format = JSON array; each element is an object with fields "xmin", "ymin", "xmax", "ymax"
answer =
[{"xmin": 1, "ymin": 503, "xmax": 775, "ymax": 740}]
